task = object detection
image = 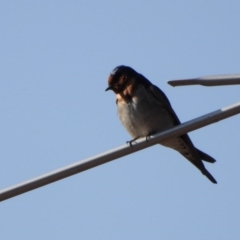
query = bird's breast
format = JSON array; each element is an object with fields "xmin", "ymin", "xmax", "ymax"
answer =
[{"xmin": 116, "ymin": 87, "xmax": 174, "ymax": 138}]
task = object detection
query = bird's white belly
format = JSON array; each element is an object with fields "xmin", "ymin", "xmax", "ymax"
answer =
[
  {"xmin": 117, "ymin": 97, "xmax": 174, "ymax": 138},
  {"xmin": 117, "ymin": 100, "xmax": 148, "ymax": 137}
]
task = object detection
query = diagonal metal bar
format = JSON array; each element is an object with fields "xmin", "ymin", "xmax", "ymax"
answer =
[
  {"xmin": 168, "ymin": 74, "xmax": 240, "ymax": 87},
  {"xmin": 0, "ymin": 101, "xmax": 240, "ymax": 202}
]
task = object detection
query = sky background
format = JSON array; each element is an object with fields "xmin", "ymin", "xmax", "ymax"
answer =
[{"xmin": 1, "ymin": 1, "xmax": 240, "ymax": 239}]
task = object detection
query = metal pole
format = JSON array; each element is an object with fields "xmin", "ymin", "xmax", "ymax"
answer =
[
  {"xmin": 0, "ymin": 101, "xmax": 240, "ymax": 202},
  {"xmin": 168, "ymin": 74, "xmax": 240, "ymax": 87}
]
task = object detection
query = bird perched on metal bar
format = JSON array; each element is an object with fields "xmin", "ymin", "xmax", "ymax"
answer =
[{"xmin": 106, "ymin": 65, "xmax": 217, "ymax": 184}]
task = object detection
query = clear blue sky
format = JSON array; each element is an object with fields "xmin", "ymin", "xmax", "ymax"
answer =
[{"xmin": 1, "ymin": 1, "xmax": 240, "ymax": 239}]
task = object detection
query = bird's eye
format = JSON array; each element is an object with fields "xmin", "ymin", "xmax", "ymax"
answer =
[{"xmin": 113, "ymin": 83, "xmax": 119, "ymax": 89}]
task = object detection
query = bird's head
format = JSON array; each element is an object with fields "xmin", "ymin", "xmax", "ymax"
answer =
[{"xmin": 105, "ymin": 65, "xmax": 138, "ymax": 94}]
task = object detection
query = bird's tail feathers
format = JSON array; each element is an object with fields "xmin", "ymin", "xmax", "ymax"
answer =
[
  {"xmin": 196, "ymin": 148, "xmax": 216, "ymax": 163},
  {"xmin": 203, "ymin": 169, "xmax": 217, "ymax": 184}
]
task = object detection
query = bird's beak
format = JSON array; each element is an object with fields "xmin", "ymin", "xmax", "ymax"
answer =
[{"xmin": 105, "ymin": 86, "xmax": 112, "ymax": 91}]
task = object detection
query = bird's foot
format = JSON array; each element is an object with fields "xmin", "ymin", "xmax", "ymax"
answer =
[
  {"xmin": 126, "ymin": 137, "xmax": 139, "ymax": 148},
  {"xmin": 145, "ymin": 131, "xmax": 155, "ymax": 142}
]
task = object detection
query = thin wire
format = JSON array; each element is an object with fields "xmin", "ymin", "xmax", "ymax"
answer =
[
  {"xmin": 0, "ymin": 101, "xmax": 240, "ymax": 202},
  {"xmin": 168, "ymin": 74, "xmax": 240, "ymax": 87}
]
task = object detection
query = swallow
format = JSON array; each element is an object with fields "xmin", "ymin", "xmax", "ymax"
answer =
[{"xmin": 105, "ymin": 65, "xmax": 217, "ymax": 184}]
